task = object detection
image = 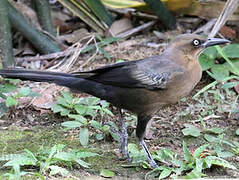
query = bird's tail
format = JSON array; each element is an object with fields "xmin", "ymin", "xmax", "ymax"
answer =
[{"xmin": 0, "ymin": 68, "xmax": 79, "ymax": 88}]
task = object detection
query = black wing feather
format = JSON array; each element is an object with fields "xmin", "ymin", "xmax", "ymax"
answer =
[{"xmin": 72, "ymin": 56, "xmax": 183, "ymax": 90}]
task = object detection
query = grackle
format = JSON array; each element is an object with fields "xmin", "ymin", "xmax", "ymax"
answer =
[{"xmin": 0, "ymin": 34, "xmax": 230, "ymax": 168}]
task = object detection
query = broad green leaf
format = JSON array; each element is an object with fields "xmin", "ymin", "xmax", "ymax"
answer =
[
  {"xmin": 90, "ymin": 120, "xmax": 102, "ymax": 130},
  {"xmin": 57, "ymin": 96, "xmax": 69, "ymax": 107},
  {"xmin": 49, "ymin": 165, "xmax": 69, "ymax": 176},
  {"xmin": 18, "ymin": 87, "xmax": 31, "ymax": 97},
  {"xmin": 61, "ymin": 121, "xmax": 82, "ymax": 129},
  {"xmin": 76, "ymin": 151, "xmax": 98, "ymax": 159},
  {"xmin": 75, "ymin": 158, "xmax": 90, "ymax": 168},
  {"xmin": 103, "ymin": 108, "xmax": 114, "ymax": 117},
  {"xmin": 182, "ymin": 124, "xmax": 201, "ymax": 137},
  {"xmin": 6, "ymin": 96, "xmax": 18, "ymax": 107},
  {"xmin": 236, "ymin": 128, "xmax": 239, "ymax": 135},
  {"xmin": 183, "ymin": 168, "xmax": 205, "ymax": 179},
  {"xmin": 193, "ymin": 144, "xmax": 209, "ymax": 159},
  {"xmin": 195, "ymin": 158, "xmax": 203, "ymax": 173},
  {"xmin": 68, "ymin": 114, "xmax": 87, "ymax": 124},
  {"xmin": 183, "ymin": 142, "xmax": 192, "ymax": 163},
  {"xmin": 207, "ymin": 127, "xmax": 224, "ymax": 134},
  {"xmin": 0, "ymin": 83, "xmax": 17, "ymax": 93},
  {"xmin": 51, "ymin": 104, "xmax": 70, "ymax": 116},
  {"xmin": 222, "ymin": 44, "xmax": 239, "ymax": 59},
  {"xmin": 202, "ymin": 46, "xmax": 218, "ymax": 59},
  {"xmin": 224, "ymin": 60, "xmax": 239, "ymax": 75},
  {"xmin": 211, "ymin": 64, "xmax": 230, "ymax": 80},
  {"xmin": 159, "ymin": 168, "xmax": 172, "ymax": 179},
  {"xmin": 62, "ymin": 91, "xmax": 73, "ymax": 104},
  {"xmin": 205, "ymin": 156, "xmax": 236, "ymax": 169},
  {"xmin": 74, "ymin": 104, "xmax": 87, "ymax": 115},
  {"xmin": 54, "ymin": 151, "xmax": 74, "ymax": 161},
  {"xmin": 80, "ymin": 128, "xmax": 89, "ymax": 146},
  {"xmin": 204, "ymin": 134, "xmax": 218, "ymax": 142},
  {"xmin": 216, "ymin": 46, "xmax": 239, "ymax": 76},
  {"xmin": 100, "ymin": 169, "xmax": 115, "ymax": 178},
  {"xmin": 199, "ymin": 53, "xmax": 215, "ymax": 71}
]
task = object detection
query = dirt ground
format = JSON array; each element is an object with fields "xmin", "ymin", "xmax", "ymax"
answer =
[{"xmin": 1, "ymin": 33, "xmax": 239, "ymax": 179}]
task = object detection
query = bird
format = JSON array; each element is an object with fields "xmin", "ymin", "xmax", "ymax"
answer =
[{"xmin": 0, "ymin": 34, "xmax": 230, "ymax": 168}]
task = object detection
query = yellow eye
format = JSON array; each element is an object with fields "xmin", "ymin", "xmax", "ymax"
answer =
[{"xmin": 192, "ymin": 39, "xmax": 200, "ymax": 46}]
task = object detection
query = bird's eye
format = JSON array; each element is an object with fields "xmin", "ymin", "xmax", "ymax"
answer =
[{"xmin": 192, "ymin": 39, "xmax": 201, "ymax": 46}]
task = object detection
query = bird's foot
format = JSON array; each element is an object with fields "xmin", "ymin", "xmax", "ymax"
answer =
[
  {"xmin": 149, "ymin": 159, "xmax": 158, "ymax": 169},
  {"xmin": 140, "ymin": 139, "xmax": 158, "ymax": 169}
]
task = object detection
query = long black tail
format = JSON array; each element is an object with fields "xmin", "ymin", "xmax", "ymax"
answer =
[
  {"xmin": 0, "ymin": 68, "xmax": 113, "ymax": 102},
  {"xmin": 0, "ymin": 68, "xmax": 79, "ymax": 87}
]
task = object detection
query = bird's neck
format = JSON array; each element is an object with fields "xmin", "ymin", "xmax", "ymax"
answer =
[{"xmin": 163, "ymin": 48, "xmax": 200, "ymax": 68}]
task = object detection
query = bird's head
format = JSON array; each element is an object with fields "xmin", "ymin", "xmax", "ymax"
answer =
[{"xmin": 164, "ymin": 34, "xmax": 230, "ymax": 61}]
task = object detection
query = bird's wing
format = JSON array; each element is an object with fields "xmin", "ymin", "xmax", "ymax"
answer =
[{"xmin": 72, "ymin": 56, "xmax": 184, "ymax": 90}]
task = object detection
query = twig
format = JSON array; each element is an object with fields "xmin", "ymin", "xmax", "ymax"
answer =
[
  {"xmin": 209, "ymin": 0, "xmax": 239, "ymax": 38},
  {"xmin": 193, "ymin": 18, "xmax": 217, "ymax": 35},
  {"xmin": 116, "ymin": 21, "xmax": 156, "ymax": 38},
  {"xmin": 78, "ymin": 36, "xmax": 99, "ymax": 70},
  {"xmin": 15, "ymin": 51, "xmax": 68, "ymax": 63}
]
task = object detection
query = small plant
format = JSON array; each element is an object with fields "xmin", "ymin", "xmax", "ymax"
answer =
[
  {"xmin": 143, "ymin": 142, "xmax": 236, "ymax": 179},
  {"xmin": 51, "ymin": 91, "xmax": 115, "ymax": 146},
  {"xmin": 0, "ymin": 144, "xmax": 98, "ymax": 179},
  {"xmin": 0, "ymin": 78, "xmax": 38, "ymax": 117},
  {"xmin": 196, "ymin": 44, "xmax": 239, "ymax": 98}
]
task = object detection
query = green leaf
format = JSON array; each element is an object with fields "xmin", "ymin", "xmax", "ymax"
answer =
[
  {"xmin": 90, "ymin": 120, "xmax": 102, "ymax": 130},
  {"xmin": 100, "ymin": 169, "xmax": 115, "ymax": 178},
  {"xmin": 199, "ymin": 53, "xmax": 215, "ymax": 71},
  {"xmin": 202, "ymin": 46, "xmax": 218, "ymax": 59},
  {"xmin": 193, "ymin": 144, "xmax": 209, "ymax": 159},
  {"xmin": 195, "ymin": 158, "xmax": 203, "ymax": 173},
  {"xmin": 76, "ymin": 151, "xmax": 98, "ymax": 159},
  {"xmin": 61, "ymin": 121, "xmax": 82, "ymax": 129},
  {"xmin": 68, "ymin": 114, "xmax": 87, "ymax": 124},
  {"xmin": 182, "ymin": 124, "xmax": 201, "ymax": 137},
  {"xmin": 75, "ymin": 158, "xmax": 90, "ymax": 168},
  {"xmin": 0, "ymin": 83, "xmax": 17, "ymax": 93},
  {"xmin": 74, "ymin": 104, "xmax": 87, "ymax": 115},
  {"xmin": 222, "ymin": 44, "xmax": 239, "ymax": 59},
  {"xmin": 204, "ymin": 134, "xmax": 218, "ymax": 142},
  {"xmin": 207, "ymin": 127, "xmax": 224, "ymax": 134},
  {"xmin": 18, "ymin": 87, "xmax": 31, "ymax": 96},
  {"xmin": 183, "ymin": 168, "xmax": 205, "ymax": 179},
  {"xmin": 57, "ymin": 96, "xmax": 69, "ymax": 107},
  {"xmin": 62, "ymin": 91, "xmax": 73, "ymax": 104},
  {"xmin": 49, "ymin": 165, "xmax": 69, "ymax": 176},
  {"xmin": 183, "ymin": 141, "xmax": 192, "ymax": 163},
  {"xmin": 236, "ymin": 128, "xmax": 239, "ymax": 135},
  {"xmin": 80, "ymin": 128, "xmax": 89, "ymax": 146},
  {"xmin": 211, "ymin": 64, "xmax": 230, "ymax": 80},
  {"xmin": 6, "ymin": 96, "xmax": 18, "ymax": 107},
  {"xmin": 205, "ymin": 156, "xmax": 236, "ymax": 169},
  {"xmin": 103, "ymin": 108, "xmax": 114, "ymax": 117},
  {"xmin": 51, "ymin": 104, "xmax": 70, "ymax": 116},
  {"xmin": 54, "ymin": 151, "xmax": 74, "ymax": 161},
  {"xmin": 159, "ymin": 168, "xmax": 172, "ymax": 179}
]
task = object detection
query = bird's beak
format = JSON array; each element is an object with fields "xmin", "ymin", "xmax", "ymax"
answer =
[{"xmin": 202, "ymin": 38, "xmax": 230, "ymax": 48}]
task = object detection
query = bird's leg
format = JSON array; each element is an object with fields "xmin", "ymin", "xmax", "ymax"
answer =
[
  {"xmin": 137, "ymin": 115, "xmax": 158, "ymax": 168},
  {"xmin": 118, "ymin": 108, "xmax": 131, "ymax": 161},
  {"xmin": 140, "ymin": 139, "xmax": 158, "ymax": 168}
]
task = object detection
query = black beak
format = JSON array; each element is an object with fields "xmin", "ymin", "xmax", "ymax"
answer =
[{"xmin": 202, "ymin": 38, "xmax": 230, "ymax": 48}]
